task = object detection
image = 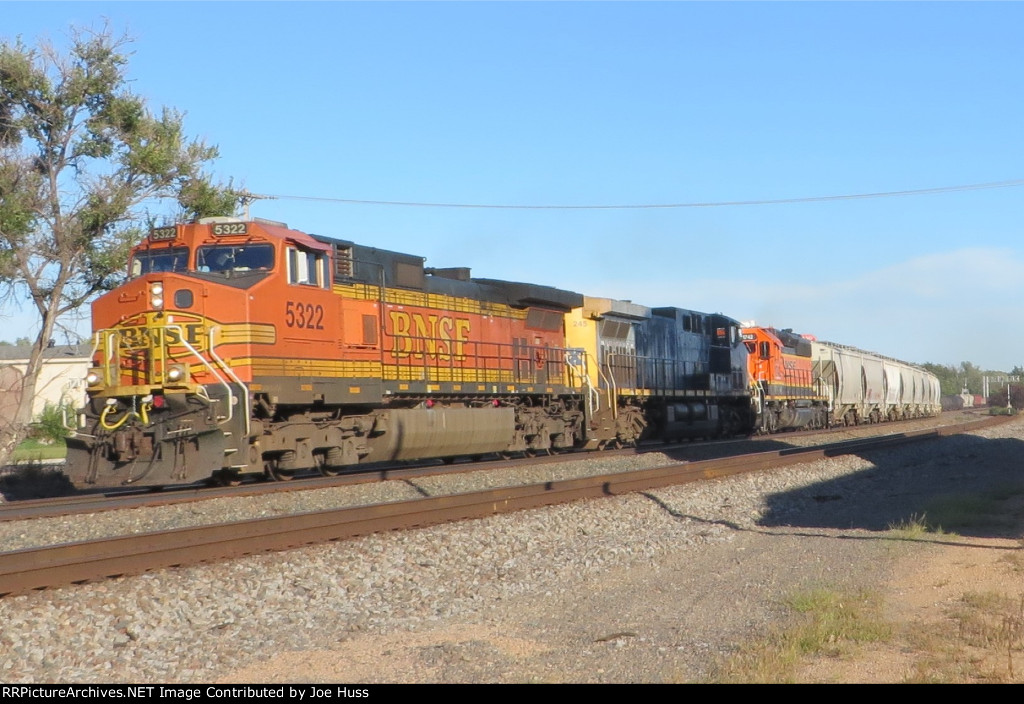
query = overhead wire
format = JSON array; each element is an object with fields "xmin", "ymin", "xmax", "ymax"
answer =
[{"xmin": 248, "ymin": 178, "xmax": 1024, "ymax": 211}]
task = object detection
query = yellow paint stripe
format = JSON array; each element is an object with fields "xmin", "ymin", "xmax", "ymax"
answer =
[
  {"xmin": 332, "ymin": 283, "xmax": 528, "ymax": 319},
  {"xmin": 218, "ymin": 323, "xmax": 277, "ymax": 345},
  {"xmin": 223, "ymin": 356, "xmax": 562, "ymax": 386}
]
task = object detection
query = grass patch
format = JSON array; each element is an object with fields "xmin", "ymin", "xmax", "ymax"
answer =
[
  {"xmin": 903, "ymin": 591, "xmax": 1024, "ymax": 683},
  {"xmin": 707, "ymin": 587, "xmax": 891, "ymax": 683},
  {"xmin": 710, "ymin": 586, "xmax": 1024, "ymax": 683},
  {"xmin": 926, "ymin": 495, "xmax": 1008, "ymax": 532},
  {"xmin": 10, "ymin": 438, "xmax": 67, "ymax": 462},
  {"xmin": 889, "ymin": 485, "xmax": 1024, "ymax": 538},
  {"xmin": 986, "ymin": 484, "xmax": 1024, "ymax": 502},
  {"xmin": 954, "ymin": 592, "xmax": 1023, "ymax": 650}
]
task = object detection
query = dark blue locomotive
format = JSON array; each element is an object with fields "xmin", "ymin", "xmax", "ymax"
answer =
[{"xmin": 565, "ymin": 297, "xmax": 753, "ymax": 447}]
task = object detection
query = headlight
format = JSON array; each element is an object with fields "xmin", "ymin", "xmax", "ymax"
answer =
[
  {"xmin": 86, "ymin": 369, "xmax": 103, "ymax": 386},
  {"xmin": 166, "ymin": 364, "xmax": 187, "ymax": 383},
  {"xmin": 150, "ymin": 282, "xmax": 165, "ymax": 309}
]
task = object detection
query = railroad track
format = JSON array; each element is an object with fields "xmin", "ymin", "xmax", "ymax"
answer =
[
  {"xmin": 0, "ymin": 409, "xmax": 985, "ymax": 521},
  {"xmin": 0, "ymin": 449, "xmax": 642, "ymax": 522},
  {"xmin": 0, "ymin": 414, "xmax": 1008, "ymax": 598}
]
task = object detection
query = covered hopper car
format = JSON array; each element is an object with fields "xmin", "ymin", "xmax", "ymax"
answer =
[{"xmin": 811, "ymin": 340, "xmax": 941, "ymax": 425}]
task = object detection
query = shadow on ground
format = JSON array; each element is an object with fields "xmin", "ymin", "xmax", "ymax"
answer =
[{"xmin": 757, "ymin": 433, "xmax": 1024, "ymax": 540}]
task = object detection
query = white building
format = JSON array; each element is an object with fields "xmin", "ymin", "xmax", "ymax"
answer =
[{"xmin": 0, "ymin": 344, "xmax": 91, "ymax": 425}]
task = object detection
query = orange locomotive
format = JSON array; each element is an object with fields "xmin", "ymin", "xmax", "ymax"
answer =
[
  {"xmin": 741, "ymin": 326, "xmax": 828, "ymax": 432},
  {"xmin": 66, "ymin": 218, "xmax": 588, "ymax": 486}
]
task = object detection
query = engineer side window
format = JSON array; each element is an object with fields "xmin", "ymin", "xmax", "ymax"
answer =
[{"xmin": 287, "ymin": 247, "xmax": 327, "ymax": 287}]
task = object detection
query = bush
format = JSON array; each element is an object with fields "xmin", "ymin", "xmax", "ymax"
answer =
[{"xmin": 30, "ymin": 402, "xmax": 71, "ymax": 443}]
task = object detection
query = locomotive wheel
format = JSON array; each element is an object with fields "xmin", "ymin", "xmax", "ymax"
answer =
[
  {"xmin": 318, "ymin": 464, "xmax": 341, "ymax": 477},
  {"xmin": 265, "ymin": 460, "xmax": 295, "ymax": 481}
]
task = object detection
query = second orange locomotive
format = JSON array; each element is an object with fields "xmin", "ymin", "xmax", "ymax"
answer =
[{"xmin": 741, "ymin": 326, "xmax": 828, "ymax": 433}]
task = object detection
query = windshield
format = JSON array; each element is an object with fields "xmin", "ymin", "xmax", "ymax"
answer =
[
  {"xmin": 131, "ymin": 247, "xmax": 189, "ymax": 277},
  {"xmin": 197, "ymin": 244, "xmax": 274, "ymax": 273}
]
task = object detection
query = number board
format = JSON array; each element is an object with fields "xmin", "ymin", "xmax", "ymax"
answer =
[
  {"xmin": 150, "ymin": 226, "xmax": 177, "ymax": 242},
  {"xmin": 211, "ymin": 222, "xmax": 249, "ymax": 236}
]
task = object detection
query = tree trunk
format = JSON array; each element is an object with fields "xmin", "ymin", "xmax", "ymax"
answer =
[{"xmin": 0, "ymin": 314, "xmax": 59, "ymax": 469}]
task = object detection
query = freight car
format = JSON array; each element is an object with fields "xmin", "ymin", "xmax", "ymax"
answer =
[
  {"xmin": 810, "ymin": 340, "xmax": 941, "ymax": 425},
  {"xmin": 742, "ymin": 326, "xmax": 940, "ymax": 431},
  {"xmin": 65, "ymin": 218, "xmax": 753, "ymax": 488}
]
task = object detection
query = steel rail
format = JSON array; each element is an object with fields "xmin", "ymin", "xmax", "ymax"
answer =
[
  {"xmin": 0, "ymin": 412, "xmax": 996, "ymax": 521},
  {"xmin": 0, "ymin": 415, "xmax": 1010, "ymax": 597}
]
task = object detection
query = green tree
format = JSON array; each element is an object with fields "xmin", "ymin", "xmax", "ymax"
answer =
[
  {"xmin": 920, "ymin": 362, "xmax": 960, "ymax": 397},
  {"xmin": 958, "ymin": 361, "xmax": 984, "ymax": 395},
  {"xmin": 0, "ymin": 25, "xmax": 238, "ymax": 465}
]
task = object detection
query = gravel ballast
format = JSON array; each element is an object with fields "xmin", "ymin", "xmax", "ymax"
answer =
[{"xmin": 1, "ymin": 415, "xmax": 1021, "ymax": 683}]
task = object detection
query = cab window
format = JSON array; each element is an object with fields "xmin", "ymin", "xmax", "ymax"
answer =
[
  {"xmin": 130, "ymin": 247, "xmax": 189, "ymax": 277},
  {"xmin": 197, "ymin": 244, "xmax": 274, "ymax": 274},
  {"xmin": 287, "ymin": 247, "xmax": 327, "ymax": 287}
]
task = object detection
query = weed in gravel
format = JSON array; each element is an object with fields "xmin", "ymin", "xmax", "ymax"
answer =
[
  {"xmin": 704, "ymin": 587, "xmax": 891, "ymax": 683},
  {"xmin": 888, "ymin": 513, "xmax": 954, "ymax": 540}
]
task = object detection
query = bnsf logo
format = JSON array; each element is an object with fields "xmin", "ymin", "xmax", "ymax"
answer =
[
  {"xmin": 117, "ymin": 323, "xmax": 205, "ymax": 350},
  {"xmin": 389, "ymin": 311, "xmax": 471, "ymax": 361}
]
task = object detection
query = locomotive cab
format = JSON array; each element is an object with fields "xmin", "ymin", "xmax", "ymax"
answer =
[{"xmin": 66, "ymin": 218, "xmax": 297, "ymax": 485}]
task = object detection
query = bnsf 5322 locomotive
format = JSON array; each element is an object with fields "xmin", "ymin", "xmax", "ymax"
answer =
[{"xmin": 66, "ymin": 218, "xmax": 753, "ymax": 487}]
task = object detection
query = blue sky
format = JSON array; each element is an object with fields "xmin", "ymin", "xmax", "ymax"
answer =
[{"xmin": 3, "ymin": 2, "xmax": 1024, "ymax": 370}]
